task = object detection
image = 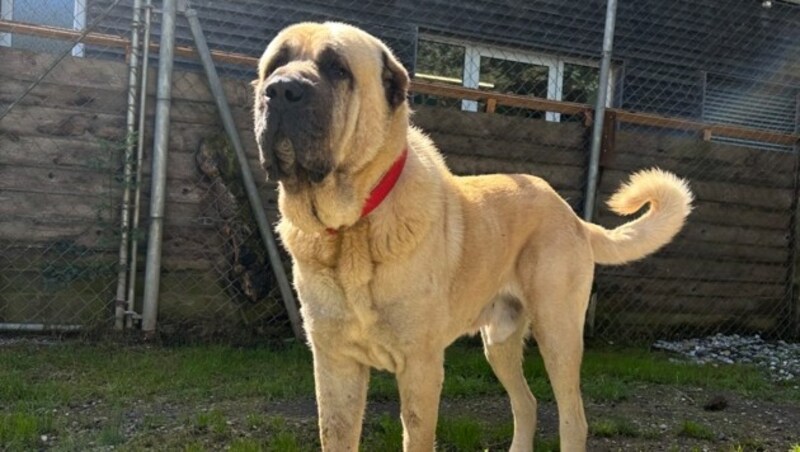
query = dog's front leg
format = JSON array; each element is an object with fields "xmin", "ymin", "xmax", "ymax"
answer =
[
  {"xmin": 312, "ymin": 346, "xmax": 370, "ymax": 451},
  {"xmin": 396, "ymin": 351, "xmax": 444, "ymax": 452}
]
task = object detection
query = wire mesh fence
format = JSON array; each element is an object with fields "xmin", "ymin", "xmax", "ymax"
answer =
[{"xmin": 0, "ymin": 0, "xmax": 798, "ymax": 341}]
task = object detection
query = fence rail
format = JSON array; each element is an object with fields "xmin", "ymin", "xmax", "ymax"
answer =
[{"xmin": 2, "ymin": 18, "xmax": 796, "ymax": 146}]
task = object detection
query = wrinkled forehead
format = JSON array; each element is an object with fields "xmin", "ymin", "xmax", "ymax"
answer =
[{"xmin": 258, "ymin": 22, "xmax": 383, "ymax": 79}]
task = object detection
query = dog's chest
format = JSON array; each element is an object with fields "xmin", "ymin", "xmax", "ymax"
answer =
[
  {"xmin": 297, "ymin": 251, "xmax": 437, "ymax": 373},
  {"xmin": 299, "ymin": 272, "xmax": 410, "ymax": 372}
]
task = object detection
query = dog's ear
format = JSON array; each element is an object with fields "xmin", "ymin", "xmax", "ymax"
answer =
[{"xmin": 382, "ymin": 50, "xmax": 409, "ymax": 109}]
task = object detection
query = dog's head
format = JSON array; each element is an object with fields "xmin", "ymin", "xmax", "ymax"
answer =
[{"xmin": 253, "ymin": 22, "xmax": 410, "ymax": 193}]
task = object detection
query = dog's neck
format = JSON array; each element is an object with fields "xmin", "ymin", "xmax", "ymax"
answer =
[
  {"xmin": 326, "ymin": 148, "xmax": 408, "ymax": 235},
  {"xmin": 277, "ymin": 141, "xmax": 410, "ymax": 235}
]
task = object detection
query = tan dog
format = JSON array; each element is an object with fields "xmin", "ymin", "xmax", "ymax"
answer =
[{"xmin": 253, "ymin": 22, "xmax": 693, "ymax": 452}]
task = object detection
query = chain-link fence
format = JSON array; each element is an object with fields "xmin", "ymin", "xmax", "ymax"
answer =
[{"xmin": 0, "ymin": 0, "xmax": 798, "ymax": 341}]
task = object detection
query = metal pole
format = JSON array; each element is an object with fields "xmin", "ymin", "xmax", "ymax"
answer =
[
  {"xmin": 583, "ymin": 0, "xmax": 618, "ymax": 338},
  {"xmin": 126, "ymin": 0, "xmax": 154, "ymax": 329},
  {"xmin": 141, "ymin": 0, "xmax": 178, "ymax": 335},
  {"xmin": 115, "ymin": 0, "xmax": 143, "ymax": 330},
  {"xmin": 582, "ymin": 0, "xmax": 619, "ymax": 221},
  {"xmin": 183, "ymin": 5, "xmax": 304, "ymax": 341}
]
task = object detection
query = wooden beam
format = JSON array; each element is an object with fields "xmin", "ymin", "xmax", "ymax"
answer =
[
  {"xmin": 410, "ymin": 80, "xmax": 589, "ymax": 115},
  {"xmin": 0, "ymin": 19, "xmax": 129, "ymax": 47},
  {"xmin": 485, "ymin": 98, "xmax": 497, "ymax": 114},
  {"xmin": 0, "ymin": 19, "xmax": 259, "ymax": 67},
  {"xmin": 610, "ymin": 109, "xmax": 798, "ymax": 146},
  {"xmin": 1, "ymin": 19, "xmax": 797, "ymax": 147}
]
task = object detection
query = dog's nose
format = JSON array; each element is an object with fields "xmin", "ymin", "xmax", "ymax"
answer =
[{"xmin": 265, "ymin": 77, "xmax": 309, "ymax": 107}]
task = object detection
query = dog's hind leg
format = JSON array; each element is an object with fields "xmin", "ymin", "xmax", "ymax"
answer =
[
  {"xmin": 524, "ymin": 256, "xmax": 592, "ymax": 452},
  {"xmin": 481, "ymin": 306, "xmax": 536, "ymax": 452}
]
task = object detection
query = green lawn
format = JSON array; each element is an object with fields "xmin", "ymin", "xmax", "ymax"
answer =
[{"xmin": 0, "ymin": 338, "xmax": 797, "ymax": 450}]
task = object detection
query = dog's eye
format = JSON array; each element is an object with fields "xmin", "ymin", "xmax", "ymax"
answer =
[{"xmin": 326, "ymin": 61, "xmax": 349, "ymax": 79}]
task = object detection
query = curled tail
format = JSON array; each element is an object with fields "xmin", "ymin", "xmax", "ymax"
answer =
[{"xmin": 584, "ymin": 169, "xmax": 693, "ymax": 265}]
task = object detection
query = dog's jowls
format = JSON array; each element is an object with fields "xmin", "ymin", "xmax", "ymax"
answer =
[{"xmin": 253, "ymin": 21, "xmax": 693, "ymax": 452}]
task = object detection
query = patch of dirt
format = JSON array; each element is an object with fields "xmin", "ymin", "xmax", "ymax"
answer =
[
  {"xmin": 69, "ymin": 383, "xmax": 798, "ymax": 451},
  {"xmin": 251, "ymin": 385, "xmax": 799, "ymax": 450}
]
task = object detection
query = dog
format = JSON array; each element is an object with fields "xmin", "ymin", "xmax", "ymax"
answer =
[{"xmin": 253, "ymin": 22, "xmax": 693, "ymax": 452}]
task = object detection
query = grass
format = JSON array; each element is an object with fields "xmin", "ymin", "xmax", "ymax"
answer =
[
  {"xmin": 437, "ymin": 417, "xmax": 485, "ymax": 450},
  {"xmin": 678, "ymin": 420, "xmax": 715, "ymax": 441},
  {"xmin": 195, "ymin": 409, "xmax": 229, "ymax": 438},
  {"xmin": 0, "ymin": 411, "xmax": 52, "ymax": 450},
  {"xmin": 589, "ymin": 417, "xmax": 641, "ymax": 438},
  {"xmin": 364, "ymin": 414, "xmax": 403, "ymax": 451},
  {"xmin": 0, "ymin": 339, "xmax": 796, "ymax": 450}
]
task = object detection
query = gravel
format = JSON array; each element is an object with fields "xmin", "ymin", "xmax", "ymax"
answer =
[{"xmin": 653, "ymin": 334, "xmax": 800, "ymax": 381}]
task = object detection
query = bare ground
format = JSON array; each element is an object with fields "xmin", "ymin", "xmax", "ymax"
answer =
[{"xmin": 46, "ymin": 383, "xmax": 799, "ymax": 451}]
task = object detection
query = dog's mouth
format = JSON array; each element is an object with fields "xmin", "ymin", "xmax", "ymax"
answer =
[{"xmin": 258, "ymin": 119, "xmax": 332, "ymax": 187}]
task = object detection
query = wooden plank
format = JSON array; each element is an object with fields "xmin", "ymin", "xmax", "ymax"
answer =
[
  {"xmin": 605, "ymin": 150, "xmax": 795, "ymax": 190},
  {"xmin": 0, "ymin": 217, "xmax": 117, "ymax": 246},
  {"xmin": 412, "ymin": 80, "xmax": 593, "ymax": 116},
  {"xmin": 615, "ymin": 238, "xmax": 786, "ymax": 264},
  {"xmin": 613, "ymin": 130, "xmax": 797, "ymax": 175},
  {"xmin": 673, "ymin": 222, "xmax": 788, "ymax": 249},
  {"xmin": 142, "ymin": 97, "xmax": 253, "ymax": 128},
  {"xmin": 0, "ymin": 51, "xmax": 253, "ymax": 112},
  {"xmin": 445, "ymin": 154, "xmax": 584, "ymax": 190},
  {"xmin": 150, "ymin": 69, "xmax": 254, "ymax": 107},
  {"xmin": 0, "ymin": 135, "xmax": 116, "ymax": 169},
  {"xmin": 429, "ymin": 132, "xmax": 585, "ymax": 167},
  {"xmin": 597, "ymin": 312, "xmax": 777, "ymax": 333},
  {"xmin": 0, "ymin": 20, "xmax": 129, "ymax": 50},
  {"xmin": 0, "ymin": 46, "xmax": 128, "ymax": 91},
  {"xmin": 160, "ymin": 226, "xmax": 226, "ymax": 265},
  {"xmin": 0, "ymin": 190, "xmax": 116, "ymax": 221},
  {"xmin": 598, "ymin": 255, "xmax": 786, "ymax": 284},
  {"xmin": 0, "ymin": 165, "xmax": 117, "ymax": 196},
  {"xmin": 141, "ymin": 121, "xmax": 260, "ymax": 158},
  {"xmin": 600, "ymin": 169, "xmax": 794, "ymax": 210},
  {"xmin": 0, "ymin": 248, "xmax": 118, "ymax": 268},
  {"xmin": 612, "ymin": 110, "xmax": 798, "ymax": 146},
  {"xmin": 597, "ymin": 293, "xmax": 783, "ymax": 317},
  {"xmin": 0, "ymin": 20, "xmax": 258, "ymax": 68},
  {"xmin": 597, "ymin": 274, "xmax": 787, "ymax": 299},
  {"xmin": 0, "ymin": 104, "xmax": 126, "ymax": 140},
  {"xmin": 138, "ymin": 174, "xmax": 277, "ymax": 207},
  {"xmin": 485, "ymin": 98, "xmax": 497, "ymax": 114},
  {"xmin": 0, "ymin": 78, "xmax": 128, "ymax": 115},
  {"xmin": 413, "ymin": 105, "xmax": 587, "ymax": 148}
]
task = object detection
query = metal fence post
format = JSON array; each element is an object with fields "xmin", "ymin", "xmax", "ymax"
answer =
[
  {"xmin": 141, "ymin": 0, "xmax": 178, "ymax": 335},
  {"xmin": 583, "ymin": 0, "xmax": 619, "ymax": 222},
  {"xmin": 583, "ymin": 0, "xmax": 619, "ymax": 336},
  {"xmin": 114, "ymin": 0, "xmax": 143, "ymax": 330},
  {"xmin": 127, "ymin": 0, "xmax": 154, "ymax": 329}
]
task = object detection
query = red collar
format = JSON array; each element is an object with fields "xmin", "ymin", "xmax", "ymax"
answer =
[{"xmin": 327, "ymin": 148, "xmax": 408, "ymax": 235}]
